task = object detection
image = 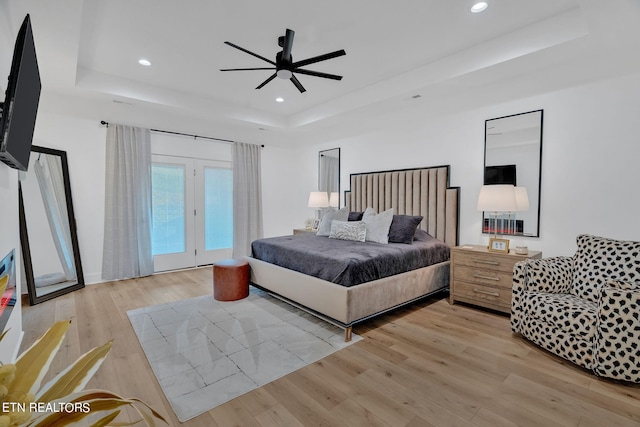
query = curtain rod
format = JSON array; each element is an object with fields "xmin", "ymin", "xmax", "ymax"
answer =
[{"xmin": 100, "ymin": 121, "xmax": 264, "ymax": 147}]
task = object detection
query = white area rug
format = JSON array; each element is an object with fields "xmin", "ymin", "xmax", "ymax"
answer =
[{"xmin": 127, "ymin": 288, "xmax": 360, "ymax": 422}]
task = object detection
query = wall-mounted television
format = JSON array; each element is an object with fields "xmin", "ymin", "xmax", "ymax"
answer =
[
  {"xmin": 0, "ymin": 14, "xmax": 41, "ymax": 171},
  {"xmin": 484, "ymin": 164, "xmax": 516, "ymax": 186}
]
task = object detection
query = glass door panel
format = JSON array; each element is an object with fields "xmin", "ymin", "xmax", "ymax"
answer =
[
  {"xmin": 195, "ymin": 160, "xmax": 232, "ymax": 265},
  {"xmin": 151, "ymin": 155, "xmax": 195, "ymax": 272},
  {"xmin": 151, "ymin": 156, "xmax": 232, "ymax": 271}
]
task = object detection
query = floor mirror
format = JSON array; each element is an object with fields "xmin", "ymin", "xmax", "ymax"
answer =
[{"xmin": 19, "ymin": 145, "xmax": 84, "ymax": 305}]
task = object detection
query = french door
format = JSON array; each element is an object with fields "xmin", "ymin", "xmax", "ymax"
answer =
[{"xmin": 151, "ymin": 155, "xmax": 233, "ymax": 272}]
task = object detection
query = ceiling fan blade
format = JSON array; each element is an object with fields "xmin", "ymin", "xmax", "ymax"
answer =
[
  {"xmin": 281, "ymin": 29, "xmax": 295, "ymax": 63},
  {"xmin": 224, "ymin": 41, "xmax": 276, "ymax": 66},
  {"xmin": 293, "ymin": 68, "xmax": 343, "ymax": 81},
  {"xmin": 292, "ymin": 49, "xmax": 346, "ymax": 68},
  {"xmin": 220, "ymin": 67, "xmax": 276, "ymax": 71},
  {"xmin": 290, "ymin": 75, "xmax": 306, "ymax": 93},
  {"xmin": 256, "ymin": 73, "xmax": 277, "ymax": 89}
]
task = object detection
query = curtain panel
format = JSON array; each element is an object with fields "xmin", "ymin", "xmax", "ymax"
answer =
[
  {"xmin": 102, "ymin": 124, "xmax": 154, "ymax": 280},
  {"xmin": 232, "ymin": 142, "xmax": 263, "ymax": 257}
]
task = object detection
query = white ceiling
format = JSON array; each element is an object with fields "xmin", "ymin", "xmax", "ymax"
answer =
[{"xmin": 2, "ymin": 0, "xmax": 640, "ymax": 147}]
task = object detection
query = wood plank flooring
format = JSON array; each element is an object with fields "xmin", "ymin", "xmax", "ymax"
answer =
[{"xmin": 21, "ymin": 267, "xmax": 640, "ymax": 426}]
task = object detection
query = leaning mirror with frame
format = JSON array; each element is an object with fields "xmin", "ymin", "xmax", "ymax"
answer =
[
  {"xmin": 19, "ymin": 145, "xmax": 84, "ymax": 305},
  {"xmin": 483, "ymin": 110, "xmax": 543, "ymax": 237}
]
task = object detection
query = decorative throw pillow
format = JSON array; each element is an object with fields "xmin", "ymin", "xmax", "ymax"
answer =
[
  {"xmin": 348, "ymin": 211, "xmax": 364, "ymax": 221},
  {"xmin": 329, "ymin": 220, "xmax": 367, "ymax": 242},
  {"xmin": 413, "ymin": 229, "xmax": 434, "ymax": 242},
  {"xmin": 362, "ymin": 207, "xmax": 394, "ymax": 244},
  {"xmin": 388, "ymin": 215, "xmax": 424, "ymax": 244},
  {"xmin": 316, "ymin": 206, "xmax": 349, "ymax": 236}
]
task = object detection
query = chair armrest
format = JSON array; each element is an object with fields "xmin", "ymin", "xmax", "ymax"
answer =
[
  {"xmin": 524, "ymin": 257, "xmax": 574, "ymax": 294},
  {"xmin": 594, "ymin": 280, "xmax": 640, "ymax": 382},
  {"xmin": 510, "ymin": 256, "xmax": 574, "ymax": 334}
]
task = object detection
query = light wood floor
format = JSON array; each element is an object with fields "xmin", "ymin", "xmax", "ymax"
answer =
[{"xmin": 22, "ymin": 267, "xmax": 640, "ymax": 426}]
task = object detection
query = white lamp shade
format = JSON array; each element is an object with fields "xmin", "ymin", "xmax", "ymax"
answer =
[
  {"xmin": 514, "ymin": 187, "xmax": 530, "ymax": 211},
  {"xmin": 308, "ymin": 191, "xmax": 329, "ymax": 208},
  {"xmin": 477, "ymin": 185, "xmax": 517, "ymax": 212},
  {"xmin": 329, "ymin": 192, "xmax": 339, "ymax": 208}
]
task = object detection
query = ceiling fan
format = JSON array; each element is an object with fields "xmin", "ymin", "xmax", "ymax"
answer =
[{"xmin": 220, "ymin": 29, "xmax": 346, "ymax": 93}]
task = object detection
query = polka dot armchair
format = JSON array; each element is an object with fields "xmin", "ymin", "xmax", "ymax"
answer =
[{"xmin": 511, "ymin": 234, "xmax": 640, "ymax": 382}]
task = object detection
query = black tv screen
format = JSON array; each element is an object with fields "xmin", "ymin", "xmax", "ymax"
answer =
[
  {"xmin": 484, "ymin": 164, "xmax": 517, "ymax": 186},
  {"xmin": 0, "ymin": 14, "xmax": 41, "ymax": 171}
]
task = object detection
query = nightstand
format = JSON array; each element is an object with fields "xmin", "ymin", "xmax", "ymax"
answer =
[
  {"xmin": 449, "ymin": 244, "xmax": 542, "ymax": 313},
  {"xmin": 293, "ymin": 228, "xmax": 317, "ymax": 235}
]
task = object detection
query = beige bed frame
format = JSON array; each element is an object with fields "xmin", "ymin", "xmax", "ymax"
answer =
[{"xmin": 247, "ymin": 165, "xmax": 459, "ymax": 340}]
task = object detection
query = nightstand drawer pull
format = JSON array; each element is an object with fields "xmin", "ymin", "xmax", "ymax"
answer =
[
  {"xmin": 473, "ymin": 288, "xmax": 500, "ymax": 297},
  {"xmin": 473, "ymin": 260, "xmax": 500, "ymax": 266},
  {"xmin": 472, "ymin": 273, "xmax": 500, "ymax": 281}
]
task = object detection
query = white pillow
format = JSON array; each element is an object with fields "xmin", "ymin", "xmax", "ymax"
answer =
[
  {"xmin": 316, "ymin": 206, "xmax": 349, "ymax": 236},
  {"xmin": 362, "ymin": 207, "xmax": 394, "ymax": 244},
  {"xmin": 329, "ymin": 220, "xmax": 367, "ymax": 242}
]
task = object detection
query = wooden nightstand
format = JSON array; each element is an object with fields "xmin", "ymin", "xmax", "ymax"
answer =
[
  {"xmin": 293, "ymin": 228, "xmax": 317, "ymax": 235},
  {"xmin": 449, "ymin": 244, "xmax": 542, "ymax": 313}
]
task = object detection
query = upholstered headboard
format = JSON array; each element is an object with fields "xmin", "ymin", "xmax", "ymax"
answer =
[{"xmin": 345, "ymin": 165, "xmax": 459, "ymax": 247}]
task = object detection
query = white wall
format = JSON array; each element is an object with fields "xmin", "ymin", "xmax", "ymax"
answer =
[{"xmin": 292, "ymin": 72, "xmax": 640, "ymax": 257}]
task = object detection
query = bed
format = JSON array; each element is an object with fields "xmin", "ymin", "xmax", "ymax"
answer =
[{"xmin": 246, "ymin": 165, "xmax": 459, "ymax": 340}]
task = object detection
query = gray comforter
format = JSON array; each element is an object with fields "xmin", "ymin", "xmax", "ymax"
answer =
[{"xmin": 250, "ymin": 231, "xmax": 450, "ymax": 287}]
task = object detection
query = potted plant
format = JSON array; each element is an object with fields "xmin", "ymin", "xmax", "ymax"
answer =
[{"xmin": 0, "ymin": 320, "xmax": 166, "ymax": 426}]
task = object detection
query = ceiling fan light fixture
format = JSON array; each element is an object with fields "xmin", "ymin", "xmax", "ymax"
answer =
[
  {"xmin": 471, "ymin": 2, "xmax": 488, "ymax": 13},
  {"xmin": 276, "ymin": 69, "xmax": 293, "ymax": 79}
]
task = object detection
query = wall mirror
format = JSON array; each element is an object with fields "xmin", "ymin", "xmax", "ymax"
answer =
[
  {"xmin": 483, "ymin": 110, "xmax": 543, "ymax": 237},
  {"xmin": 19, "ymin": 145, "xmax": 84, "ymax": 305},
  {"xmin": 318, "ymin": 147, "xmax": 340, "ymax": 207}
]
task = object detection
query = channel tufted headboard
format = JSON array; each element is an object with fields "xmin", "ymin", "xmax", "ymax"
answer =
[{"xmin": 345, "ymin": 165, "xmax": 459, "ymax": 247}]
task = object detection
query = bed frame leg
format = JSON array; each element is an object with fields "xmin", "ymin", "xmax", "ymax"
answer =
[{"xmin": 344, "ymin": 327, "xmax": 352, "ymax": 342}]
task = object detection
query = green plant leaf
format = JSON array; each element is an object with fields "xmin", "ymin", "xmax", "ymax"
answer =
[
  {"xmin": 11, "ymin": 320, "xmax": 70, "ymax": 397},
  {"xmin": 36, "ymin": 340, "xmax": 113, "ymax": 403}
]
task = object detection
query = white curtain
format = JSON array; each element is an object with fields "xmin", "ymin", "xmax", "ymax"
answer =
[
  {"xmin": 102, "ymin": 124, "xmax": 154, "ymax": 280},
  {"xmin": 33, "ymin": 155, "xmax": 76, "ymax": 281},
  {"xmin": 232, "ymin": 142, "xmax": 263, "ymax": 257}
]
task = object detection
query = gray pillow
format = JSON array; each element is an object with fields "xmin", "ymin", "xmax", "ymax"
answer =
[
  {"xmin": 316, "ymin": 206, "xmax": 349, "ymax": 236},
  {"xmin": 329, "ymin": 220, "xmax": 367, "ymax": 242},
  {"xmin": 388, "ymin": 215, "xmax": 424, "ymax": 244},
  {"xmin": 348, "ymin": 211, "xmax": 364, "ymax": 221},
  {"xmin": 362, "ymin": 207, "xmax": 394, "ymax": 244}
]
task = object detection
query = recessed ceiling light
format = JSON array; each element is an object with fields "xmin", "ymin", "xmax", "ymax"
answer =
[
  {"xmin": 275, "ymin": 97, "xmax": 284, "ymax": 103},
  {"xmin": 138, "ymin": 58, "xmax": 151, "ymax": 66},
  {"xmin": 471, "ymin": 2, "xmax": 488, "ymax": 13}
]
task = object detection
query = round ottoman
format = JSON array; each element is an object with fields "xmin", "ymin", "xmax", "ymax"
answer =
[{"xmin": 213, "ymin": 259, "xmax": 249, "ymax": 301}]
